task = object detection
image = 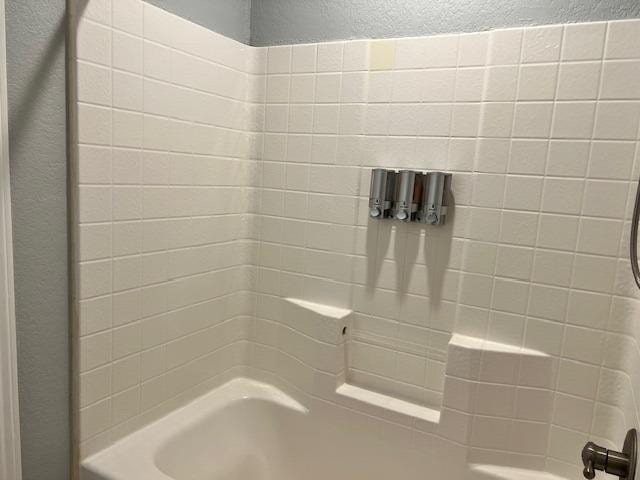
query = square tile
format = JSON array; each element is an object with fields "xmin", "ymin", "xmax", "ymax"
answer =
[
  {"xmin": 606, "ymin": 19, "xmax": 640, "ymax": 59},
  {"xmin": 521, "ymin": 25, "xmax": 563, "ymax": 63},
  {"xmin": 562, "ymin": 22, "xmax": 606, "ymax": 60},
  {"xmin": 556, "ymin": 62, "xmax": 601, "ymax": 100}
]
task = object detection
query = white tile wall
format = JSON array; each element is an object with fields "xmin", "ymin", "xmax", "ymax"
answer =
[
  {"xmin": 72, "ymin": 0, "xmax": 258, "ymax": 458},
  {"xmin": 74, "ymin": 3, "xmax": 640, "ymax": 478},
  {"xmin": 248, "ymin": 18, "xmax": 640, "ymax": 479}
]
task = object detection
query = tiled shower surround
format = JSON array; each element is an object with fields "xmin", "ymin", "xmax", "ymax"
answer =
[
  {"xmin": 73, "ymin": 0, "xmax": 257, "ymax": 456},
  {"xmin": 72, "ymin": 1, "xmax": 640, "ymax": 477}
]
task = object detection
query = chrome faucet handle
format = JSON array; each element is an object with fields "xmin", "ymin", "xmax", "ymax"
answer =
[
  {"xmin": 581, "ymin": 430, "xmax": 637, "ymax": 480},
  {"xmin": 582, "ymin": 441, "xmax": 608, "ymax": 479},
  {"xmin": 583, "ymin": 457, "xmax": 596, "ymax": 479}
]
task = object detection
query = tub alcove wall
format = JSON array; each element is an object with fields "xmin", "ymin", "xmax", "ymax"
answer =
[{"xmin": 72, "ymin": 1, "xmax": 640, "ymax": 479}]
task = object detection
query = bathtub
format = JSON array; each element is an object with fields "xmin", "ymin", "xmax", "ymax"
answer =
[
  {"xmin": 81, "ymin": 377, "xmax": 566, "ymax": 480},
  {"xmin": 81, "ymin": 377, "xmax": 451, "ymax": 480}
]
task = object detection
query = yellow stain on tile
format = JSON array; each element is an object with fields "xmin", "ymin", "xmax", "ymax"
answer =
[{"xmin": 369, "ymin": 40, "xmax": 396, "ymax": 70}]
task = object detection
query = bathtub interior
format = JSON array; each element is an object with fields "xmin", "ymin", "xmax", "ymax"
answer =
[
  {"xmin": 83, "ymin": 378, "xmax": 466, "ymax": 480},
  {"xmin": 155, "ymin": 398, "xmax": 437, "ymax": 480},
  {"xmin": 155, "ymin": 399, "xmax": 307, "ymax": 480}
]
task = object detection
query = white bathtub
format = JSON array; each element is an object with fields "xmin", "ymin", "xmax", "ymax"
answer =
[
  {"xmin": 81, "ymin": 377, "xmax": 450, "ymax": 480},
  {"xmin": 82, "ymin": 377, "xmax": 567, "ymax": 480}
]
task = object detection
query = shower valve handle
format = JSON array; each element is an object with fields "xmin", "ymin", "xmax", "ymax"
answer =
[
  {"xmin": 584, "ymin": 458, "xmax": 596, "ymax": 479},
  {"xmin": 581, "ymin": 429, "xmax": 637, "ymax": 480},
  {"xmin": 582, "ymin": 443, "xmax": 605, "ymax": 479}
]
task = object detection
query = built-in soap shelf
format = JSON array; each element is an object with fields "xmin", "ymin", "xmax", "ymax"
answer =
[
  {"xmin": 282, "ymin": 297, "xmax": 442, "ymax": 423},
  {"xmin": 469, "ymin": 464, "xmax": 568, "ymax": 480},
  {"xmin": 283, "ymin": 297, "xmax": 351, "ymax": 345},
  {"xmin": 446, "ymin": 333, "xmax": 553, "ymax": 388},
  {"xmin": 335, "ymin": 382, "xmax": 442, "ymax": 423},
  {"xmin": 282, "ymin": 297, "xmax": 554, "ymax": 429},
  {"xmin": 448, "ymin": 333, "xmax": 550, "ymax": 357}
]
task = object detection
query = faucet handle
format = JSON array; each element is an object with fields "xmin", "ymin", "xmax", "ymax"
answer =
[
  {"xmin": 583, "ymin": 458, "xmax": 596, "ymax": 480},
  {"xmin": 581, "ymin": 430, "xmax": 637, "ymax": 480},
  {"xmin": 582, "ymin": 441, "xmax": 607, "ymax": 479}
]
